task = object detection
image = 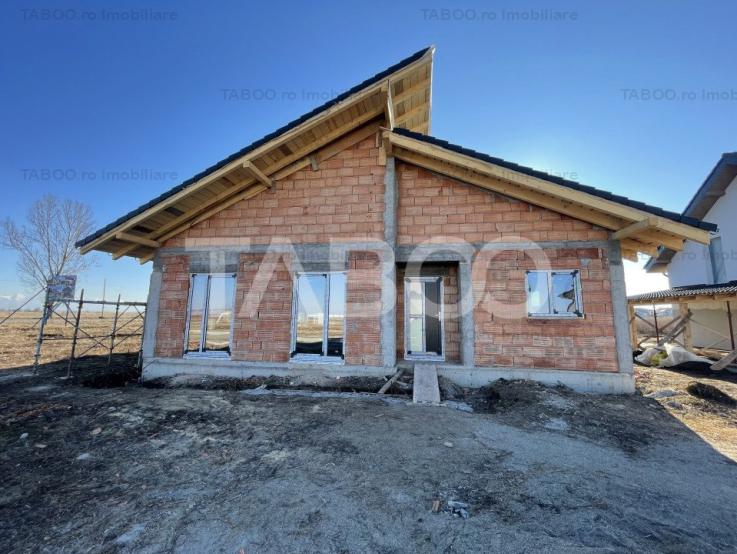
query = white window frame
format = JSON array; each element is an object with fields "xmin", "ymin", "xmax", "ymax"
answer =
[
  {"xmin": 404, "ymin": 276, "xmax": 445, "ymax": 361},
  {"xmin": 183, "ymin": 272, "xmax": 237, "ymax": 359},
  {"xmin": 525, "ymin": 269, "xmax": 584, "ymax": 318},
  {"xmin": 290, "ymin": 271, "xmax": 347, "ymax": 364}
]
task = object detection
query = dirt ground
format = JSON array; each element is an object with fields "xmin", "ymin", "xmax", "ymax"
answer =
[
  {"xmin": 635, "ymin": 362, "xmax": 737, "ymax": 461},
  {"xmin": 2, "ymin": 358, "xmax": 737, "ymax": 553}
]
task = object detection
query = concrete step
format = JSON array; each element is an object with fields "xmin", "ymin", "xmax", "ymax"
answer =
[{"xmin": 413, "ymin": 364, "xmax": 440, "ymax": 404}]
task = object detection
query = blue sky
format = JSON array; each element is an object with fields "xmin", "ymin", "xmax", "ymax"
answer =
[{"xmin": 1, "ymin": 0, "xmax": 735, "ymax": 304}]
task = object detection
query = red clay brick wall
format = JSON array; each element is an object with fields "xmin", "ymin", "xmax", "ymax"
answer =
[
  {"xmin": 231, "ymin": 253, "xmax": 293, "ymax": 362},
  {"xmin": 396, "ymin": 265, "xmax": 461, "ymax": 363},
  {"xmin": 164, "ymin": 136, "xmax": 385, "ymax": 248},
  {"xmin": 345, "ymin": 251, "xmax": 382, "ymax": 366},
  {"xmin": 473, "ymin": 247, "xmax": 617, "ymax": 372},
  {"xmin": 396, "ymin": 163, "xmax": 609, "ymax": 245},
  {"xmin": 154, "ymin": 254, "xmax": 190, "ymax": 358}
]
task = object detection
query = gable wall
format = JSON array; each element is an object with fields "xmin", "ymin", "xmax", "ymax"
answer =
[
  {"xmin": 396, "ymin": 163, "xmax": 609, "ymax": 245},
  {"xmin": 164, "ymin": 136, "xmax": 385, "ymax": 248}
]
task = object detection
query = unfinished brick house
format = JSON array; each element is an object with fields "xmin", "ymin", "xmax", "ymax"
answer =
[{"xmin": 77, "ymin": 47, "xmax": 716, "ymax": 393}]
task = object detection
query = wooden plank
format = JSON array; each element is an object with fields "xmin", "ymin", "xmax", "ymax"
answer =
[
  {"xmin": 680, "ymin": 303, "xmax": 693, "ymax": 350},
  {"xmin": 711, "ymin": 348, "xmax": 737, "ymax": 371},
  {"xmin": 613, "ymin": 218, "xmax": 655, "ymax": 240},
  {"xmin": 378, "ymin": 367, "xmax": 404, "ymax": 394},
  {"xmin": 620, "ymin": 238, "xmax": 659, "ymax": 257},
  {"xmin": 395, "ymin": 102, "xmax": 427, "ymax": 127},
  {"xmin": 392, "ymin": 77, "xmax": 430, "ymax": 106},
  {"xmin": 115, "ymin": 232, "xmax": 160, "ymax": 249},
  {"xmin": 382, "ymin": 84, "xmax": 395, "ymax": 129},
  {"xmin": 657, "ymin": 310, "xmax": 691, "ymax": 346},
  {"xmin": 628, "ymin": 304, "xmax": 638, "ymax": 349},
  {"xmin": 243, "ymin": 160, "xmax": 274, "ymax": 188}
]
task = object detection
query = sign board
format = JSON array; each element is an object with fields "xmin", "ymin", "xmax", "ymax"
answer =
[{"xmin": 47, "ymin": 275, "xmax": 76, "ymax": 302}]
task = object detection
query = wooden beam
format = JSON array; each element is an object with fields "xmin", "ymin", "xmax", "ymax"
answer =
[
  {"xmin": 114, "ymin": 232, "xmax": 160, "ymax": 249},
  {"xmin": 111, "ymin": 176, "xmax": 257, "ymax": 259},
  {"xmin": 613, "ymin": 218, "xmax": 656, "ymax": 240},
  {"xmin": 710, "ymin": 348, "xmax": 737, "ymax": 371},
  {"xmin": 378, "ymin": 367, "xmax": 404, "ymax": 394},
  {"xmin": 620, "ymin": 239, "xmax": 659, "ymax": 257},
  {"xmin": 138, "ymin": 249, "xmax": 157, "ymax": 265},
  {"xmin": 114, "ymin": 119, "xmax": 384, "ymax": 260},
  {"xmin": 621, "ymin": 249, "xmax": 639, "ymax": 262},
  {"xmin": 382, "ymin": 83, "xmax": 395, "ymax": 129},
  {"xmin": 243, "ymin": 161, "xmax": 274, "ymax": 189},
  {"xmin": 393, "ymin": 148, "xmax": 628, "ymax": 230},
  {"xmin": 155, "ymin": 184, "xmax": 268, "ymax": 245},
  {"xmin": 272, "ymin": 120, "xmax": 382, "ymax": 180},
  {"xmin": 680, "ymin": 303, "xmax": 693, "ymax": 350},
  {"xmin": 636, "ymin": 230, "xmax": 684, "ymax": 251},
  {"xmin": 628, "ymin": 304, "xmax": 638, "ymax": 349},
  {"xmin": 386, "ymin": 132, "xmax": 712, "ymax": 245}
]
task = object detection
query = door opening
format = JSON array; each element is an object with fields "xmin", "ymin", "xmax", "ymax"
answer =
[{"xmin": 405, "ymin": 276, "xmax": 444, "ymax": 360}]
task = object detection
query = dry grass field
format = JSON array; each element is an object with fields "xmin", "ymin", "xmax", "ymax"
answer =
[{"xmin": 0, "ymin": 309, "xmax": 144, "ymax": 371}]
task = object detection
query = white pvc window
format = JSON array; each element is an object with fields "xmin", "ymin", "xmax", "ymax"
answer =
[
  {"xmin": 185, "ymin": 273, "xmax": 236, "ymax": 357},
  {"xmin": 526, "ymin": 270, "xmax": 583, "ymax": 318},
  {"xmin": 291, "ymin": 272, "xmax": 346, "ymax": 362}
]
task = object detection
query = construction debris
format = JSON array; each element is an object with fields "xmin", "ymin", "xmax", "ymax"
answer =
[{"xmin": 377, "ymin": 368, "xmax": 404, "ymax": 394}]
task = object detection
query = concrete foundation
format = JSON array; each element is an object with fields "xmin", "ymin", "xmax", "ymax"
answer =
[{"xmin": 141, "ymin": 357, "xmax": 635, "ymax": 394}]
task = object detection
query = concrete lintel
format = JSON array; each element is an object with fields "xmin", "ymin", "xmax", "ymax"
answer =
[
  {"xmin": 394, "ymin": 240, "xmax": 611, "ymax": 263},
  {"xmin": 161, "ymin": 241, "xmax": 390, "ymax": 257},
  {"xmin": 141, "ymin": 266, "xmax": 162, "ymax": 359},
  {"xmin": 396, "ymin": 244, "xmax": 474, "ymax": 263},
  {"xmin": 188, "ymin": 250, "xmax": 240, "ymax": 273},
  {"xmin": 608, "ymin": 240, "xmax": 634, "ymax": 375},
  {"xmin": 471, "ymin": 240, "xmax": 611, "ymax": 251}
]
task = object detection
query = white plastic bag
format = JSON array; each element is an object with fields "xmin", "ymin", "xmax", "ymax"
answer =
[
  {"xmin": 659, "ymin": 343, "xmax": 712, "ymax": 367},
  {"xmin": 635, "ymin": 347, "xmax": 664, "ymax": 366}
]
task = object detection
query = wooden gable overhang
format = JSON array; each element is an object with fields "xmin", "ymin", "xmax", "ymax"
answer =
[
  {"xmin": 384, "ymin": 129, "xmax": 714, "ymax": 260},
  {"xmin": 77, "ymin": 47, "xmax": 435, "ymax": 262}
]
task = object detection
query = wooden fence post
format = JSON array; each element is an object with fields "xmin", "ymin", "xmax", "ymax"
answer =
[
  {"xmin": 107, "ymin": 294, "xmax": 121, "ymax": 367},
  {"xmin": 652, "ymin": 304, "xmax": 660, "ymax": 344},
  {"xmin": 67, "ymin": 289, "xmax": 84, "ymax": 378},
  {"xmin": 727, "ymin": 301, "xmax": 735, "ymax": 351},
  {"xmin": 32, "ymin": 288, "xmax": 50, "ymax": 373},
  {"xmin": 679, "ymin": 303, "xmax": 693, "ymax": 351},
  {"xmin": 628, "ymin": 304, "xmax": 638, "ymax": 349}
]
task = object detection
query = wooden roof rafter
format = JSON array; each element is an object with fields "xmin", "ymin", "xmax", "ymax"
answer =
[
  {"xmin": 78, "ymin": 48, "xmax": 435, "ymax": 261},
  {"xmin": 385, "ymin": 130, "xmax": 712, "ymax": 256}
]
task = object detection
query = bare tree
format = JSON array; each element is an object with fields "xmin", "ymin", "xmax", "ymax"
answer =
[{"xmin": 0, "ymin": 194, "xmax": 96, "ymax": 291}]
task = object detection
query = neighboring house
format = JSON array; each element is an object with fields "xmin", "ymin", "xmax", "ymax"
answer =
[
  {"xmin": 641, "ymin": 154, "xmax": 737, "ymax": 350},
  {"xmin": 76, "ymin": 47, "xmax": 715, "ymax": 393}
]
